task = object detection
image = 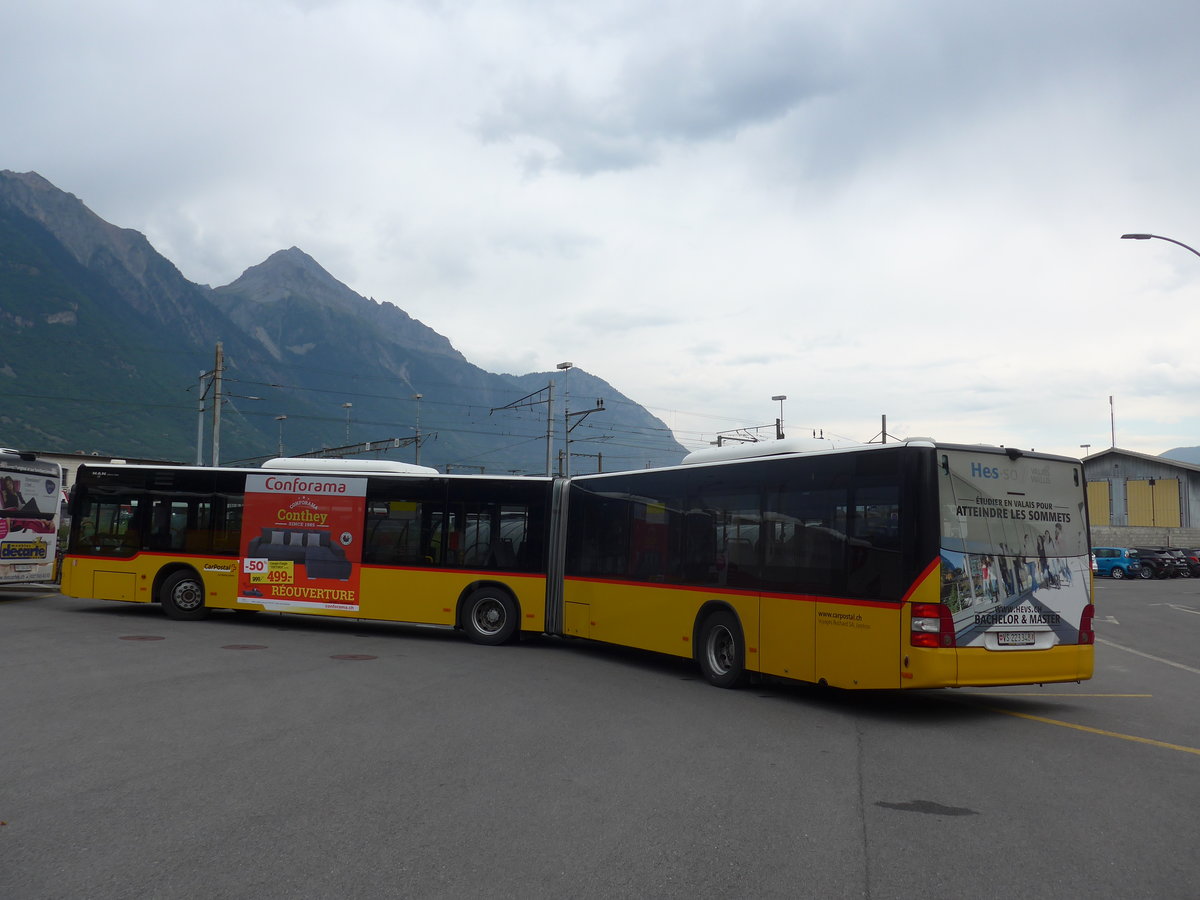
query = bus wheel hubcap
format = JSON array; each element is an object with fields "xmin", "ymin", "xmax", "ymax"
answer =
[
  {"xmin": 174, "ymin": 583, "xmax": 201, "ymax": 610},
  {"xmin": 707, "ymin": 626, "xmax": 734, "ymax": 674},
  {"xmin": 475, "ymin": 600, "xmax": 503, "ymax": 633}
]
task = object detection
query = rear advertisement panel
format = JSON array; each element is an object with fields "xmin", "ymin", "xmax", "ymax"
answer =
[
  {"xmin": 0, "ymin": 458, "xmax": 61, "ymax": 583},
  {"xmin": 238, "ymin": 473, "xmax": 366, "ymax": 610},
  {"xmin": 938, "ymin": 449, "xmax": 1091, "ymax": 649}
]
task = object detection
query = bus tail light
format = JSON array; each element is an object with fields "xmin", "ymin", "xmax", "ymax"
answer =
[
  {"xmin": 1078, "ymin": 604, "xmax": 1095, "ymax": 645},
  {"xmin": 910, "ymin": 602, "xmax": 956, "ymax": 648}
]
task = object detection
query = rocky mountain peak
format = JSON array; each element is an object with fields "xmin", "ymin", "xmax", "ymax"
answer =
[
  {"xmin": 214, "ymin": 247, "xmax": 464, "ymax": 362},
  {"xmin": 0, "ymin": 170, "xmax": 156, "ymax": 275},
  {"xmin": 224, "ymin": 246, "xmax": 359, "ymax": 309},
  {"xmin": 0, "ymin": 171, "xmax": 685, "ymax": 469}
]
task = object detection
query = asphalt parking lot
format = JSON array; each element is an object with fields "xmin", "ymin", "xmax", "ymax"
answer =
[{"xmin": 3, "ymin": 583, "xmax": 1199, "ymax": 899}]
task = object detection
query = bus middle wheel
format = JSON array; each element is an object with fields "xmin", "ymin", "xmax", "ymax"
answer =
[
  {"xmin": 697, "ymin": 610, "xmax": 747, "ymax": 689},
  {"xmin": 461, "ymin": 587, "xmax": 518, "ymax": 646},
  {"xmin": 160, "ymin": 569, "xmax": 210, "ymax": 620}
]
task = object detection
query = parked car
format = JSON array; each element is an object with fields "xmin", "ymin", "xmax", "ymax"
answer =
[
  {"xmin": 1130, "ymin": 548, "xmax": 1177, "ymax": 579},
  {"xmin": 1183, "ymin": 550, "xmax": 1200, "ymax": 577},
  {"xmin": 1158, "ymin": 548, "xmax": 1193, "ymax": 578},
  {"xmin": 1090, "ymin": 547, "xmax": 1144, "ymax": 579}
]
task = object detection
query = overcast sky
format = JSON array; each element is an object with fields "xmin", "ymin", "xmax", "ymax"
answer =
[{"xmin": 7, "ymin": 0, "xmax": 1200, "ymax": 457}]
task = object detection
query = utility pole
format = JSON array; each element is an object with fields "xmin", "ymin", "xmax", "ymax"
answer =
[
  {"xmin": 196, "ymin": 371, "xmax": 207, "ymax": 465},
  {"xmin": 211, "ymin": 342, "xmax": 224, "ymax": 466},
  {"xmin": 572, "ymin": 450, "xmax": 604, "ymax": 473},
  {"xmin": 413, "ymin": 394, "xmax": 423, "ymax": 465},
  {"xmin": 545, "ymin": 382, "xmax": 555, "ymax": 477},
  {"xmin": 557, "ymin": 362, "xmax": 573, "ymax": 477},
  {"xmin": 490, "ymin": 382, "xmax": 557, "ymax": 477}
]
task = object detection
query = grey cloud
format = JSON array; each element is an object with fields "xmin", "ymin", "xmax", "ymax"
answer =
[{"xmin": 477, "ymin": 10, "xmax": 846, "ymax": 174}]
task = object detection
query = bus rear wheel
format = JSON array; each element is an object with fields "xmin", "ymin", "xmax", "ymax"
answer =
[
  {"xmin": 160, "ymin": 570, "xmax": 210, "ymax": 620},
  {"xmin": 697, "ymin": 610, "xmax": 746, "ymax": 689},
  {"xmin": 461, "ymin": 587, "xmax": 518, "ymax": 646}
]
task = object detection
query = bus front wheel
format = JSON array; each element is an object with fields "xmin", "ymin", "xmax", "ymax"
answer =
[
  {"xmin": 697, "ymin": 610, "xmax": 746, "ymax": 689},
  {"xmin": 461, "ymin": 588, "xmax": 518, "ymax": 646},
  {"xmin": 160, "ymin": 570, "xmax": 210, "ymax": 620}
]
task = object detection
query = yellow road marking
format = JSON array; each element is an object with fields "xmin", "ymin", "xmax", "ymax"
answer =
[
  {"xmin": 977, "ymin": 704, "xmax": 1200, "ymax": 757},
  {"xmin": 960, "ymin": 692, "xmax": 1151, "ymax": 698}
]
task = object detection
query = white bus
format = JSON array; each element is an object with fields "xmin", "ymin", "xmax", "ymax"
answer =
[{"xmin": 0, "ymin": 449, "xmax": 63, "ymax": 584}]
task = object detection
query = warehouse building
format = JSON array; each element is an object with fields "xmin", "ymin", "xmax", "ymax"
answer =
[{"xmin": 1082, "ymin": 448, "xmax": 1200, "ymax": 547}]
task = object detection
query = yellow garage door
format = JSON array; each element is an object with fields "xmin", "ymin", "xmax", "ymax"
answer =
[
  {"xmin": 1127, "ymin": 479, "xmax": 1181, "ymax": 527},
  {"xmin": 1086, "ymin": 481, "xmax": 1110, "ymax": 526}
]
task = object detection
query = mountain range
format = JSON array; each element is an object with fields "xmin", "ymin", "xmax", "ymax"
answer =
[{"xmin": 0, "ymin": 170, "xmax": 686, "ymax": 472}]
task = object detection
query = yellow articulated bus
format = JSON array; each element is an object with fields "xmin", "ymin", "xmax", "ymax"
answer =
[
  {"xmin": 61, "ymin": 440, "xmax": 1094, "ymax": 690},
  {"xmin": 550, "ymin": 439, "xmax": 1094, "ymax": 689},
  {"xmin": 61, "ymin": 458, "xmax": 552, "ymax": 645}
]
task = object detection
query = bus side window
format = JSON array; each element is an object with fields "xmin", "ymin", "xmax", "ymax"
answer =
[
  {"xmin": 79, "ymin": 497, "xmax": 143, "ymax": 557},
  {"xmin": 843, "ymin": 487, "xmax": 902, "ymax": 599},
  {"xmin": 763, "ymin": 487, "xmax": 845, "ymax": 595},
  {"xmin": 363, "ymin": 500, "xmax": 425, "ymax": 566},
  {"xmin": 211, "ymin": 497, "xmax": 243, "ymax": 555}
]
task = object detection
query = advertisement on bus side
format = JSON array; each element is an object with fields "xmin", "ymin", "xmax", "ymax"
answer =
[
  {"xmin": 938, "ymin": 450, "xmax": 1091, "ymax": 648},
  {"xmin": 238, "ymin": 473, "xmax": 366, "ymax": 610}
]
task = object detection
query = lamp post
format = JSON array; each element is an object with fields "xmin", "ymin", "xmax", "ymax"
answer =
[
  {"xmin": 557, "ymin": 362, "xmax": 573, "ymax": 476},
  {"xmin": 275, "ymin": 415, "xmax": 287, "ymax": 457},
  {"xmin": 1120, "ymin": 233, "xmax": 1200, "ymax": 259},
  {"xmin": 342, "ymin": 402, "xmax": 353, "ymax": 442},
  {"xmin": 1080, "ymin": 443, "xmax": 1091, "ymax": 457},
  {"xmin": 772, "ymin": 394, "xmax": 787, "ymax": 439}
]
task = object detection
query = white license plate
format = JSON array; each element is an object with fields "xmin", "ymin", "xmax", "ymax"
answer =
[{"xmin": 997, "ymin": 631, "xmax": 1035, "ymax": 646}]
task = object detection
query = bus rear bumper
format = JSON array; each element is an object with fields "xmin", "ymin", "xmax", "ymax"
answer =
[
  {"xmin": 902, "ymin": 643, "xmax": 1093, "ymax": 688},
  {"xmin": 954, "ymin": 644, "xmax": 1094, "ymax": 687}
]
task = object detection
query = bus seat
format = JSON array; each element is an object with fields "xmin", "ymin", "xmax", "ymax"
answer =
[{"xmin": 491, "ymin": 539, "xmax": 518, "ymax": 569}]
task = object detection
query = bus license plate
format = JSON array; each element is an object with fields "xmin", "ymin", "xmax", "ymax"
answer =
[{"xmin": 997, "ymin": 631, "xmax": 1035, "ymax": 646}]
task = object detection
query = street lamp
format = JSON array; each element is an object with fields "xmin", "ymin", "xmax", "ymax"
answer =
[
  {"xmin": 557, "ymin": 362, "xmax": 573, "ymax": 476},
  {"xmin": 1120, "ymin": 233, "xmax": 1200, "ymax": 259},
  {"xmin": 341, "ymin": 402, "xmax": 353, "ymax": 442},
  {"xmin": 772, "ymin": 395, "xmax": 787, "ymax": 439},
  {"xmin": 275, "ymin": 415, "xmax": 287, "ymax": 457}
]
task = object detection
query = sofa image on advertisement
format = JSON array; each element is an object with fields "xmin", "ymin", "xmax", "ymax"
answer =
[{"xmin": 246, "ymin": 529, "xmax": 352, "ymax": 581}]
